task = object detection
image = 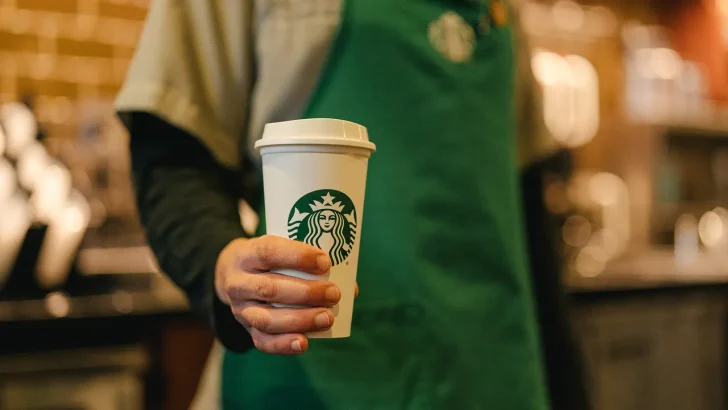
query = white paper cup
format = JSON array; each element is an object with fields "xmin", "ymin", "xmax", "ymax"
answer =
[{"xmin": 255, "ymin": 119, "xmax": 375, "ymax": 338}]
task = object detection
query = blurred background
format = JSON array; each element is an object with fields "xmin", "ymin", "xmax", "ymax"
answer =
[
  {"xmin": 2, "ymin": 0, "xmax": 728, "ymax": 409},
  {"xmin": 0, "ymin": 2, "xmax": 213, "ymax": 410}
]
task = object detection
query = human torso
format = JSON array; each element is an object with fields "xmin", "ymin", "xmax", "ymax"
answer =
[{"xmin": 224, "ymin": 1, "xmax": 549, "ymax": 409}]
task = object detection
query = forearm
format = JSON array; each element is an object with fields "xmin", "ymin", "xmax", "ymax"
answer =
[{"xmin": 123, "ymin": 112, "xmax": 253, "ymax": 352}]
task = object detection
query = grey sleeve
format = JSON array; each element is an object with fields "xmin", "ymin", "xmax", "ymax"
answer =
[
  {"xmin": 124, "ymin": 111, "xmax": 254, "ymax": 353},
  {"xmin": 116, "ymin": 0, "xmax": 255, "ymax": 169}
]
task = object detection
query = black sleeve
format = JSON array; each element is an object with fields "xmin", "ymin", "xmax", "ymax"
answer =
[
  {"xmin": 121, "ymin": 111, "xmax": 254, "ymax": 353},
  {"xmin": 520, "ymin": 150, "xmax": 592, "ymax": 410}
]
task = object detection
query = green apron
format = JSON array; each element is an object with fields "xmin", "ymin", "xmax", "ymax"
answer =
[{"xmin": 223, "ymin": 0, "xmax": 549, "ymax": 408}]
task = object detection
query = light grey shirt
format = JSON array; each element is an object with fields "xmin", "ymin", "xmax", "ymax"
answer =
[{"xmin": 116, "ymin": 0, "xmax": 556, "ymax": 169}]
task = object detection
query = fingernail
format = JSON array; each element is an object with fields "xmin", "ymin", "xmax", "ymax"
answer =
[
  {"xmin": 317, "ymin": 255, "xmax": 330, "ymax": 272},
  {"xmin": 291, "ymin": 339, "xmax": 302, "ymax": 353},
  {"xmin": 325, "ymin": 286, "xmax": 341, "ymax": 304},
  {"xmin": 315, "ymin": 311, "xmax": 331, "ymax": 328}
]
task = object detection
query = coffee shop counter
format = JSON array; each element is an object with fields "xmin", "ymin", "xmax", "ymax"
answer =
[
  {"xmin": 568, "ymin": 249, "xmax": 728, "ymax": 293},
  {"xmin": 0, "ymin": 246, "xmax": 188, "ymax": 324},
  {"xmin": 0, "ymin": 247, "xmax": 205, "ymax": 410},
  {"xmin": 6, "ymin": 244, "xmax": 728, "ymax": 410},
  {"xmin": 567, "ymin": 249, "xmax": 728, "ymax": 410}
]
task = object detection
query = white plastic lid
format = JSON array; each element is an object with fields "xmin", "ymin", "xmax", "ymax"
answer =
[{"xmin": 254, "ymin": 118, "xmax": 376, "ymax": 151}]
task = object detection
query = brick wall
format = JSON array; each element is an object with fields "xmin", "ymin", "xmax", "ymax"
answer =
[{"xmin": 0, "ymin": 0, "xmax": 148, "ymax": 139}]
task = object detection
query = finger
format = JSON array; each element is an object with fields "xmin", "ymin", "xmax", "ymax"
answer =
[
  {"xmin": 355, "ymin": 283, "xmax": 359, "ymax": 299},
  {"xmin": 236, "ymin": 302, "xmax": 334, "ymax": 334},
  {"xmin": 249, "ymin": 328, "xmax": 309, "ymax": 355},
  {"xmin": 239, "ymin": 235, "xmax": 331, "ymax": 274},
  {"xmin": 224, "ymin": 272, "xmax": 341, "ymax": 306}
]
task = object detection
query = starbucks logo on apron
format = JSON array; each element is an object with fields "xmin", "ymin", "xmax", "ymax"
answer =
[
  {"xmin": 288, "ymin": 190, "xmax": 357, "ymax": 266},
  {"xmin": 428, "ymin": 11, "xmax": 475, "ymax": 63}
]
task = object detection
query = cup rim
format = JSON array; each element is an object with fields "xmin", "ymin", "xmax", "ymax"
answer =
[
  {"xmin": 254, "ymin": 118, "xmax": 376, "ymax": 152},
  {"xmin": 255, "ymin": 136, "xmax": 376, "ymax": 151}
]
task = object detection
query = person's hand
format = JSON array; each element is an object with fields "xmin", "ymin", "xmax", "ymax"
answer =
[{"xmin": 215, "ymin": 235, "xmax": 340, "ymax": 355}]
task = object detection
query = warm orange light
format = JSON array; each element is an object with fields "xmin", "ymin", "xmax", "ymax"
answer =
[
  {"xmin": 30, "ymin": 162, "xmax": 72, "ymax": 222},
  {"xmin": 17, "ymin": 142, "xmax": 50, "ymax": 191},
  {"xmin": 0, "ymin": 103, "xmax": 37, "ymax": 158},
  {"xmin": 531, "ymin": 51, "xmax": 600, "ymax": 148},
  {"xmin": 36, "ymin": 191, "xmax": 90, "ymax": 290}
]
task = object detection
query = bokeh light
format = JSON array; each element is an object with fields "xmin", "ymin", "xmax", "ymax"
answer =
[
  {"xmin": 552, "ymin": 1, "xmax": 585, "ymax": 32},
  {"xmin": 532, "ymin": 51, "xmax": 600, "ymax": 148},
  {"xmin": 30, "ymin": 162, "xmax": 72, "ymax": 222},
  {"xmin": 17, "ymin": 142, "xmax": 50, "ymax": 191},
  {"xmin": 45, "ymin": 291, "xmax": 71, "ymax": 318},
  {"xmin": 698, "ymin": 211, "xmax": 724, "ymax": 249},
  {"xmin": 0, "ymin": 102, "xmax": 38, "ymax": 158},
  {"xmin": 588, "ymin": 172, "xmax": 624, "ymax": 207},
  {"xmin": 0, "ymin": 158, "xmax": 16, "ymax": 203},
  {"xmin": 576, "ymin": 245, "xmax": 608, "ymax": 277},
  {"xmin": 0, "ymin": 122, "xmax": 5, "ymax": 156},
  {"xmin": 675, "ymin": 214, "xmax": 699, "ymax": 266},
  {"xmin": 650, "ymin": 48, "xmax": 682, "ymax": 80},
  {"xmin": 563, "ymin": 215, "xmax": 592, "ymax": 247}
]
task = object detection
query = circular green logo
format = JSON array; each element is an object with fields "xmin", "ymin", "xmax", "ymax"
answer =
[{"xmin": 288, "ymin": 189, "xmax": 357, "ymax": 266}]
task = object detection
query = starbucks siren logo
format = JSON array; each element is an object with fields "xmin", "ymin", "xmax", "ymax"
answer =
[{"xmin": 288, "ymin": 190, "xmax": 357, "ymax": 266}]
